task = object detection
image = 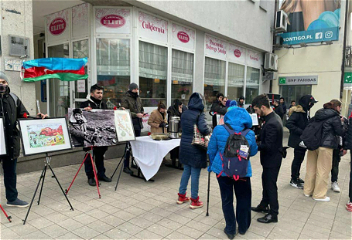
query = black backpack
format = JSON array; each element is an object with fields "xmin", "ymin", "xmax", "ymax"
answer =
[
  {"xmin": 300, "ymin": 119, "xmax": 325, "ymax": 150},
  {"xmin": 217, "ymin": 123, "xmax": 250, "ymax": 180}
]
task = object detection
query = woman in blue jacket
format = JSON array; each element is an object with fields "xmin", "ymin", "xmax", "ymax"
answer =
[
  {"xmin": 208, "ymin": 107, "xmax": 258, "ymax": 239},
  {"xmin": 177, "ymin": 93, "xmax": 211, "ymax": 209}
]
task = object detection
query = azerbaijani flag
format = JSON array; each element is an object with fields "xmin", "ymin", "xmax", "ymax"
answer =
[{"xmin": 22, "ymin": 58, "xmax": 88, "ymax": 82}]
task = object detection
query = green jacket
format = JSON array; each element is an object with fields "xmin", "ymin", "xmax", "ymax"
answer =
[{"xmin": 121, "ymin": 91, "xmax": 144, "ymax": 130}]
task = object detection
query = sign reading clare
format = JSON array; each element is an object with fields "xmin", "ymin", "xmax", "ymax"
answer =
[
  {"xmin": 138, "ymin": 11, "xmax": 168, "ymax": 43},
  {"xmin": 279, "ymin": 76, "xmax": 318, "ymax": 85},
  {"xmin": 95, "ymin": 8, "xmax": 131, "ymax": 34}
]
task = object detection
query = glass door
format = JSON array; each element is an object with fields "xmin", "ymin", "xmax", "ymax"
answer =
[
  {"xmin": 48, "ymin": 43, "xmax": 70, "ymax": 117},
  {"xmin": 73, "ymin": 39, "xmax": 89, "ymax": 108}
]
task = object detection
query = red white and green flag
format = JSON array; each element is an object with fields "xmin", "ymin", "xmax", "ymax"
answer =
[{"xmin": 22, "ymin": 57, "xmax": 88, "ymax": 82}]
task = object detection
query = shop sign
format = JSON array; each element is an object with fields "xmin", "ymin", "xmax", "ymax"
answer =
[
  {"xmin": 138, "ymin": 11, "xmax": 168, "ymax": 43},
  {"xmin": 343, "ymin": 72, "xmax": 352, "ymax": 88},
  {"xmin": 171, "ymin": 23, "xmax": 195, "ymax": 50},
  {"xmin": 49, "ymin": 18, "xmax": 66, "ymax": 35},
  {"xmin": 228, "ymin": 44, "xmax": 246, "ymax": 64},
  {"xmin": 95, "ymin": 8, "xmax": 131, "ymax": 34},
  {"xmin": 246, "ymin": 49, "xmax": 262, "ymax": 67},
  {"xmin": 101, "ymin": 15, "xmax": 125, "ymax": 28},
  {"xmin": 205, "ymin": 34, "xmax": 227, "ymax": 60},
  {"xmin": 72, "ymin": 3, "xmax": 89, "ymax": 39},
  {"xmin": 279, "ymin": 76, "xmax": 318, "ymax": 85}
]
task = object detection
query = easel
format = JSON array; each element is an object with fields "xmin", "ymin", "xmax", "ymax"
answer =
[
  {"xmin": 0, "ymin": 204, "xmax": 11, "ymax": 222},
  {"xmin": 23, "ymin": 153, "xmax": 74, "ymax": 225},
  {"xmin": 65, "ymin": 146, "xmax": 101, "ymax": 198},
  {"xmin": 110, "ymin": 142, "xmax": 128, "ymax": 191}
]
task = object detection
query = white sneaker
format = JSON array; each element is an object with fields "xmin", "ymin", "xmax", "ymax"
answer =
[
  {"xmin": 313, "ymin": 196, "xmax": 330, "ymax": 202},
  {"xmin": 331, "ymin": 182, "xmax": 341, "ymax": 192},
  {"xmin": 304, "ymin": 194, "xmax": 311, "ymax": 197}
]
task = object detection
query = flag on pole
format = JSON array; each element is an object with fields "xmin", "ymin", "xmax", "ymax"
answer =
[{"xmin": 22, "ymin": 58, "xmax": 88, "ymax": 82}]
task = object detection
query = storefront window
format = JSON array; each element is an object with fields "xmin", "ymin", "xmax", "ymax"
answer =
[
  {"xmin": 245, "ymin": 67, "xmax": 260, "ymax": 104},
  {"xmin": 48, "ymin": 43, "xmax": 70, "ymax": 117},
  {"xmin": 139, "ymin": 41, "xmax": 167, "ymax": 107},
  {"xmin": 227, "ymin": 62, "xmax": 244, "ymax": 101},
  {"xmin": 204, "ymin": 57, "xmax": 226, "ymax": 111},
  {"xmin": 96, "ymin": 39, "xmax": 130, "ymax": 109},
  {"xmin": 73, "ymin": 39, "xmax": 89, "ymax": 100},
  {"xmin": 280, "ymin": 85, "xmax": 312, "ymax": 106},
  {"xmin": 171, "ymin": 49, "xmax": 194, "ymax": 106}
]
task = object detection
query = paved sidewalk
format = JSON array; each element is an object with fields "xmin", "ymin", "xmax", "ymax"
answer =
[{"xmin": 0, "ymin": 146, "xmax": 351, "ymax": 239}]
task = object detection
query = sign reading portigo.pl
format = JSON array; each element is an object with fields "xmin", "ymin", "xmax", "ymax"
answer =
[{"xmin": 279, "ymin": 27, "xmax": 339, "ymax": 45}]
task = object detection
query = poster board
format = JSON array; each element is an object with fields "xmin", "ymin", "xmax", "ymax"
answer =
[
  {"xmin": 68, "ymin": 109, "xmax": 117, "ymax": 148},
  {"xmin": 114, "ymin": 109, "xmax": 135, "ymax": 142},
  {"xmin": 0, "ymin": 117, "xmax": 6, "ymax": 156},
  {"xmin": 18, "ymin": 118, "xmax": 72, "ymax": 156},
  {"xmin": 251, "ymin": 114, "xmax": 259, "ymax": 126}
]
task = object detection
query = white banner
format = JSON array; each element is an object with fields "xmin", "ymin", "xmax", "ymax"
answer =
[
  {"xmin": 171, "ymin": 23, "xmax": 195, "ymax": 50},
  {"xmin": 228, "ymin": 44, "xmax": 246, "ymax": 65},
  {"xmin": 204, "ymin": 34, "xmax": 227, "ymax": 60},
  {"xmin": 95, "ymin": 8, "xmax": 131, "ymax": 34},
  {"xmin": 246, "ymin": 49, "xmax": 262, "ymax": 68},
  {"xmin": 138, "ymin": 11, "xmax": 168, "ymax": 44},
  {"xmin": 46, "ymin": 9, "xmax": 70, "ymax": 43},
  {"xmin": 72, "ymin": 3, "xmax": 89, "ymax": 39}
]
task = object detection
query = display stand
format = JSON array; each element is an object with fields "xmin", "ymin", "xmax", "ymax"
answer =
[
  {"xmin": 110, "ymin": 142, "xmax": 128, "ymax": 191},
  {"xmin": 0, "ymin": 204, "xmax": 11, "ymax": 222},
  {"xmin": 65, "ymin": 147, "xmax": 101, "ymax": 198},
  {"xmin": 23, "ymin": 153, "xmax": 74, "ymax": 225}
]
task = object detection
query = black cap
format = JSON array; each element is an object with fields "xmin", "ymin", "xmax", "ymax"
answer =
[
  {"xmin": 73, "ymin": 109, "xmax": 83, "ymax": 114},
  {"xmin": 239, "ymin": 96, "xmax": 245, "ymax": 100},
  {"xmin": 129, "ymin": 83, "xmax": 139, "ymax": 91}
]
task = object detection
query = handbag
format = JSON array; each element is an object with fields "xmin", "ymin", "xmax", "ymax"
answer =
[{"xmin": 192, "ymin": 113, "xmax": 211, "ymax": 150}]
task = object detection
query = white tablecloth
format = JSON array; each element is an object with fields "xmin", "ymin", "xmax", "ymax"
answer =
[{"xmin": 129, "ymin": 136, "xmax": 180, "ymax": 181}]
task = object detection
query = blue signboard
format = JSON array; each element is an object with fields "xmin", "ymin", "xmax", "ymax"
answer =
[{"xmin": 279, "ymin": 27, "xmax": 339, "ymax": 45}]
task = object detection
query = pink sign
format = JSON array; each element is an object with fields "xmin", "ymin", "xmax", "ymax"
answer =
[
  {"xmin": 177, "ymin": 31, "xmax": 190, "ymax": 43},
  {"xmin": 141, "ymin": 21, "xmax": 166, "ymax": 34},
  {"xmin": 101, "ymin": 15, "xmax": 125, "ymax": 28},
  {"xmin": 234, "ymin": 49, "xmax": 241, "ymax": 58},
  {"xmin": 49, "ymin": 18, "xmax": 66, "ymax": 35}
]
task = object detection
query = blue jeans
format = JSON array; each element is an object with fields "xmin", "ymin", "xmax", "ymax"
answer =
[
  {"xmin": 178, "ymin": 164, "xmax": 201, "ymax": 199},
  {"xmin": 217, "ymin": 176, "xmax": 252, "ymax": 235}
]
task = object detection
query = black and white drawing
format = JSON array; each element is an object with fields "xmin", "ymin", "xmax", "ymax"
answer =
[{"xmin": 68, "ymin": 108, "xmax": 117, "ymax": 148}]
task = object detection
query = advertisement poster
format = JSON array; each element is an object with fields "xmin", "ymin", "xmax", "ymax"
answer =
[
  {"xmin": 204, "ymin": 34, "xmax": 227, "ymax": 60},
  {"xmin": 46, "ymin": 9, "xmax": 70, "ymax": 43},
  {"xmin": 95, "ymin": 8, "xmax": 131, "ymax": 34},
  {"xmin": 278, "ymin": 0, "xmax": 340, "ymax": 45},
  {"xmin": 138, "ymin": 11, "xmax": 168, "ymax": 43},
  {"xmin": 171, "ymin": 23, "xmax": 195, "ymax": 50}
]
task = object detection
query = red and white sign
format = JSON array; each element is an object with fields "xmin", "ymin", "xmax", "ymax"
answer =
[
  {"xmin": 138, "ymin": 11, "xmax": 168, "ymax": 43},
  {"xmin": 49, "ymin": 18, "xmax": 66, "ymax": 35},
  {"xmin": 228, "ymin": 44, "xmax": 246, "ymax": 64},
  {"xmin": 101, "ymin": 15, "xmax": 125, "ymax": 28},
  {"xmin": 204, "ymin": 34, "xmax": 227, "ymax": 60},
  {"xmin": 46, "ymin": 9, "xmax": 70, "ymax": 42},
  {"xmin": 246, "ymin": 49, "xmax": 262, "ymax": 67},
  {"xmin": 172, "ymin": 23, "xmax": 195, "ymax": 50},
  {"xmin": 95, "ymin": 8, "xmax": 131, "ymax": 34}
]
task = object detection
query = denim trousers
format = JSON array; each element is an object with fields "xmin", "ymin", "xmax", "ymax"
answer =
[
  {"xmin": 178, "ymin": 164, "xmax": 201, "ymax": 199},
  {"xmin": 217, "ymin": 176, "xmax": 252, "ymax": 235},
  {"xmin": 1, "ymin": 158, "xmax": 18, "ymax": 202}
]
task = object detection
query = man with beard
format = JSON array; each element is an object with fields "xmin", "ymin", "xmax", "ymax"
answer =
[
  {"xmin": 121, "ymin": 83, "xmax": 144, "ymax": 174},
  {"xmin": 209, "ymin": 93, "xmax": 226, "ymax": 128},
  {"xmin": 251, "ymin": 94, "xmax": 283, "ymax": 224},
  {"xmin": 286, "ymin": 95, "xmax": 317, "ymax": 189}
]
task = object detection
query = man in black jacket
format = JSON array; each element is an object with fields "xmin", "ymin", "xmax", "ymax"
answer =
[
  {"xmin": 0, "ymin": 72, "xmax": 47, "ymax": 207},
  {"xmin": 251, "ymin": 94, "xmax": 283, "ymax": 223},
  {"xmin": 209, "ymin": 93, "xmax": 226, "ymax": 128},
  {"xmin": 286, "ymin": 95, "xmax": 317, "ymax": 189},
  {"xmin": 80, "ymin": 84, "xmax": 111, "ymax": 186}
]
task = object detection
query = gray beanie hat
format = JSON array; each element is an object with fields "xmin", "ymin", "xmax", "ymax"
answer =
[
  {"xmin": 0, "ymin": 71, "xmax": 9, "ymax": 83},
  {"xmin": 129, "ymin": 83, "xmax": 138, "ymax": 91}
]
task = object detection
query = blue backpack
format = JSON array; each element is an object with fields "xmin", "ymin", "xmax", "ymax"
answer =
[{"xmin": 217, "ymin": 124, "xmax": 250, "ymax": 181}]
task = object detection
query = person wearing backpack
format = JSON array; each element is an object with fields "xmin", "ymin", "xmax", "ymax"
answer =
[
  {"xmin": 286, "ymin": 95, "xmax": 317, "ymax": 189},
  {"xmin": 177, "ymin": 93, "xmax": 211, "ymax": 209},
  {"xmin": 208, "ymin": 107, "xmax": 258, "ymax": 239},
  {"xmin": 251, "ymin": 94, "xmax": 283, "ymax": 224},
  {"xmin": 303, "ymin": 100, "xmax": 344, "ymax": 202}
]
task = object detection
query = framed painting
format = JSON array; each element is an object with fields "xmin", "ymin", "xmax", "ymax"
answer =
[{"xmin": 114, "ymin": 109, "xmax": 136, "ymax": 142}]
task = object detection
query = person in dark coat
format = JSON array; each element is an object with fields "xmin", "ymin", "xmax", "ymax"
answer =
[
  {"xmin": 209, "ymin": 93, "xmax": 226, "ymax": 128},
  {"xmin": 238, "ymin": 96, "xmax": 245, "ymax": 108},
  {"xmin": 286, "ymin": 95, "xmax": 317, "ymax": 189},
  {"xmin": 0, "ymin": 72, "xmax": 47, "ymax": 207},
  {"xmin": 251, "ymin": 94, "xmax": 283, "ymax": 224},
  {"xmin": 80, "ymin": 84, "xmax": 111, "ymax": 186},
  {"xmin": 167, "ymin": 99, "xmax": 183, "ymax": 168},
  {"xmin": 121, "ymin": 83, "xmax": 144, "ymax": 174},
  {"xmin": 343, "ymin": 113, "xmax": 352, "ymax": 212},
  {"xmin": 303, "ymin": 100, "xmax": 344, "ymax": 202},
  {"xmin": 274, "ymin": 100, "xmax": 285, "ymax": 120},
  {"xmin": 279, "ymin": 97, "xmax": 287, "ymax": 114},
  {"xmin": 177, "ymin": 93, "xmax": 211, "ymax": 209}
]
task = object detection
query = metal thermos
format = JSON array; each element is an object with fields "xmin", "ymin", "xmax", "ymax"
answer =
[{"xmin": 168, "ymin": 116, "xmax": 180, "ymax": 138}]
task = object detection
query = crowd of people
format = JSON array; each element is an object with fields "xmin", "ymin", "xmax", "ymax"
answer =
[{"xmin": 0, "ymin": 70, "xmax": 351, "ymax": 239}]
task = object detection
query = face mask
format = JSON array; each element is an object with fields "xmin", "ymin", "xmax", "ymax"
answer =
[{"xmin": 0, "ymin": 84, "xmax": 8, "ymax": 93}]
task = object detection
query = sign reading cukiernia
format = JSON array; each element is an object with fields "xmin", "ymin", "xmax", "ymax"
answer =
[{"xmin": 279, "ymin": 76, "xmax": 318, "ymax": 85}]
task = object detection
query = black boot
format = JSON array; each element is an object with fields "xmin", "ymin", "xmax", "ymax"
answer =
[
  {"xmin": 223, "ymin": 228, "xmax": 235, "ymax": 240},
  {"xmin": 251, "ymin": 205, "xmax": 269, "ymax": 213},
  {"xmin": 88, "ymin": 178, "xmax": 96, "ymax": 186},
  {"xmin": 98, "ymin": 175, "xmax": 112, "ymax": 182},
  {"xmin": 123, "ymin": 167, "xmax": 133, "ymax": 174},
  {"xmin": 257, "ymin": 214, "xmax": 278, "ymax": 223}
]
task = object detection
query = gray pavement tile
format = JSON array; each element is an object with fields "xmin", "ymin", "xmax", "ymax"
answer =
[
  {"xmin": 247, "ymin": 224, "xmax": 272, "ymax": 238},
  {"xmin": 117, "ymin": 221, "xmax": 144, "ymax": 236},
  {"xmin": 26, "ymin": 216, "xmax": 55, "ymax": 229},
  {"xmin": 86, "ymin": 208, "xmax": 111, "ymax": 219},
  {"xmin": 71, "ymin": 225, "xmax": 101, "ymax": 239},
  {"xmin": 146, "ymin": 224, "xmax": 174, "ymax": 238},
  {"xmin": 176, "ymin": 225, "xmax": 204, "ymax": 239},
  {"xmin": 187, "ymin": 219, "xmax": 214, "ymax": 232},
  {"xmin": 22, "ymin": 230, "xmax": 51, "ymax": 239},
  {"xmin": 104, "ymin": 226, "xmax": 132, "ymax": 239},
  {"xmin": 241, "ymin": 231, "xmax": 267, "ymax": 239},
  {"xmin": 0, "ymin": 227, "xmax": 20, "ymax": 239},
  {"xmin": 100, "ymin": 215, "xmax": 125, "ymax": 227},
  {"xmin": 167, "ymin": 213, "xmax": 192, "ymax": 225},
  {"xmin": 156, "ymin": 218, "xmax": 183, "ymax": 231},
  {"xmin": 133, "ymin": 229, "xmax": 163, "ymax": 239},
  {"xmin": 8, "ymin": 224, "xmax": 38, "ymax": 237},
  {"xmin": 329, "ymin": 231, "xmax": 352, "ymax": 239},
  {"xmin": 193, "ymin": 214, "xmax": 220, "ymax": 226},
  {"xmin": 86, "ymin": 220, "xmax": 114, "ymax": 233},
  {"xmin": 56, "ymin": 232, "xmax": 83, "ymax": 239},
  {"xmin": 124, "ymin": 206, "xmax": 146, "ymax": 216},
  {"xmin": 206, "ymin": 226, "xmax": 229, "ymax": 239},
  {"xmin": 57, "ymin": 218, "xmax": 84, "ymax": 231},
  {"xmin": 165, "ymin": 230, "xmax": 194, "ymax": 240},
  {"xmin": 40, "ymin": 224, "xmax": 69, "ymax": 238},
  {"xmin": 113, "ymin": 210, "xmax": 136, "ymax": 221},
  {"xmin": 270, "ymin": 227, "xmax": 301, "ymax": 239},
  {"xmin": 73, "ymin": 213, "xmax": 98, "ymax": 225},
  {"xmin": 129, "ymin": 216, "xmax": 154, "ymax": 228},
  {"xmin": 43, "ymin": 212, "xmax": 71, "ymax": 223},
  {"xmin": 139, "ymin": 212, "xmax": 167, "ymax": 224}
]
